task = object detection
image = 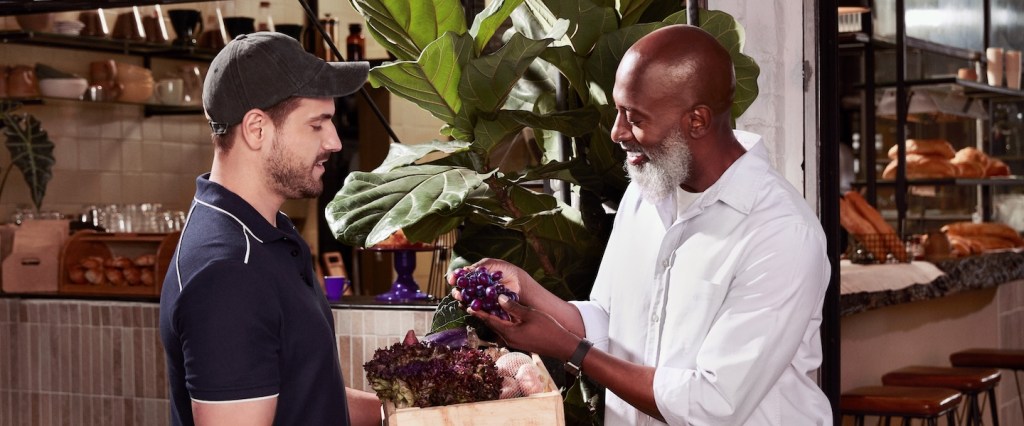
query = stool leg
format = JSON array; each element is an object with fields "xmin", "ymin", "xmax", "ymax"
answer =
[
  {"xmin": 986, "ymin": 387, "xmax": 999, "ymax": 426},
  {"xmin": 967, "ymin": 393, "xmax": 981, "ymax": 426},
  {"xmin": 946, "ymin": 410, "xmax": 956, "ymax": 426},
  {"xmin": 1016, "ymin": 370, "xmax": 1024, "ymax": 422},
  {"xmin": 853, "ymin": 414, "xmax": 864, "ymax": 426}
]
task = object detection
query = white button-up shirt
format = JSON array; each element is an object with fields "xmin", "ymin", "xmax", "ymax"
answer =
[{"xmin": 572, "ymin": 130, "xmax": 831, "ymax": 425}]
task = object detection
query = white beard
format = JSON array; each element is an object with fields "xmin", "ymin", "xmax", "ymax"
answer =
[{"xmin": 622, "ymin": 128, "xmax": 692, "ymax": 203}]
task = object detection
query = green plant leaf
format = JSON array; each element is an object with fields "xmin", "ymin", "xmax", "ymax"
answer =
[
  {"xmin": 665, "ymin": 8, "xmax": 761, "ymax": 121},
  {"xmin": 1, "ymin": 112, "xmax": 55, "ymax": 211},
  {"xmin": 504, "ymin": 105, "xmax": 601, "ymax": 137},
  {"xmin": 617, "ymin": 0, "xmax": 654, "ymax": 26},
  {"xmin": 429, "ymin": 295, "xmax": 469, "ymax": 333},
  {"xmin": 373, "ymin": 140, "xmax": 472, "ymax": 173},
  {"xmin": 539, "ymin": 46, "xmax": 590, "ymax": 102},
  {"xmin": 504, "ymin": 60, "xmax": 559, "ymax": 113},
  {"xmin": 460, "ymin": 28, "xmax": 566, "ymax": 116},
  {"xmin": 325, "ymin": 165, "xmax": 490, "ymax": 247},
  {"xmin": 368, "ymin": 32, "xmax": 474, "ymax": 129},
  {"xmin": 350, "ymin": 0, "xmax": 467, "ymax": 61},
  {"xmin": 468, "ymin": 0, "xmax": 526, "ymax": 54},
  {"xmin": 583, "ymin": 22, "xmax": 663, "ymax": 104},
  {"xmin": 520, "ymin": 0, "xmax": 617, "ymax": 54}
]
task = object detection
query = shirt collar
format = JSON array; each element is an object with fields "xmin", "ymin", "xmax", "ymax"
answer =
[
  {"xmin": 193, "ymin": 173, "xmax": 295, "ymax": 242},
  {"xmin": 698, "ymin": 130, "xmax": 769, "ymax": 215}
]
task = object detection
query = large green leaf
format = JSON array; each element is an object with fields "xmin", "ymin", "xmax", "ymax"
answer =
[
  {"xmin": 503, "ymin": 60, "xmax": 559, "ymax": 113},
  {"xmin": 521, "ymin": 0, "xmax": 617, "ymax": 54},
  {"xmin": 460, "ymin": 30, "xmax": 563, "ymax": 116},
  {"xmin": 0, "ymin": 112, "xmax": 55, "ymax": 211},
  {"xmin": 350, "ymin": 0, "xmax": 467, "ymax": 61},
  {"xmin": 368, "ymin": 32, "xmax": 474, "ymax": 128},
  {"xmin": 325, "ymin": 165, "xmax": 490, "ymax": 247},
  {"xmin": 667, "ymin": 9, "xmax": 761, "ymax": 121},
  {"xmin": 468, "ymin": 0, "xmax": 526, "ymax": 54},
  {"xmin": 373, "ymin": 140, "xmax": 472, "ymax": 173},
  {"xmin": 539, "ymin": 46, "xmax": 590, "ymax": 102},
  {"xmin": 583, "ymin": 22, "xmax": 663, "ymax": 104},
  {"xmin": 617, "ymin": 0, "xmax": 655, "ymax": 26}
]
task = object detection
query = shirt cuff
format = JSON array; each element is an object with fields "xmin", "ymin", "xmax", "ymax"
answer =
[{"xmin": 568, "ymin": 301, "xmax": 610, "ymax": 352}]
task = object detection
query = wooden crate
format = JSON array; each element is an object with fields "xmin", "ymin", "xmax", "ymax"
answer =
[
  {"xmin": 59, "ymin": 231, "xmax": 180, "ymax": 297},
  {"xmin": 383, "ymin": 354, "xmax": 565, "ymax": 426}
]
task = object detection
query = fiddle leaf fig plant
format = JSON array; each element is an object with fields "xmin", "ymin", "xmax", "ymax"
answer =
[
  {"xmin": 0, "ymin": 101, "xmax": 55, "ymax": 212},
  {"xmin": 328, "ymin": 0, "xmax": 759, "ymax": 308}
]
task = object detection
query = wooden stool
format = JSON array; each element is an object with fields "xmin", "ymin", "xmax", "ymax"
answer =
[
  {"xmin": 882, "ymin": 366, "xmax": 1001, "ymax": 426},
  {"xmin": 841, "ymin": 386, "xmax": 962, "ymax": 426},
  {"xmin": 950, "ymin": 348, "xmax": 1024, "ymax": 423}
]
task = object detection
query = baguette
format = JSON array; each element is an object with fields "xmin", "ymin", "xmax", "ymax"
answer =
[
  {"xmin": 844, "ymin": 191, "xmax": 907, "ymax": 262},
  {"xmin": 882, "ymin": 154, "xmax": 958, "ymax": 180}
]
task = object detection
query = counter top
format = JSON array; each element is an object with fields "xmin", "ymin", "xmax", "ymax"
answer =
[{"xmin": 840, "ymin": 251, "xmax": 1024, "ymax": 316}]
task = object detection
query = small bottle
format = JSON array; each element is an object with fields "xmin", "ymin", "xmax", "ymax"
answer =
[
  {"xmin": 346, "ymin": 23, "xmax": 365, "ymax": 61},
  {"xmin": 257, "ymin": 1, "xmax": 275, "ymax": 32}
]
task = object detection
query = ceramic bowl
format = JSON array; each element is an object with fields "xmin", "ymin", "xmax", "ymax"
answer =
[
  {"xmin": 15, "ymin": 14, "xmax": 54, "ymax": 32},
  {"xmin": 38, "ymin": 78, "xmax": 89, "ymax": 99}
]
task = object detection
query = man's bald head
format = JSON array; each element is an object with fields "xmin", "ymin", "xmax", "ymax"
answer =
[{"xmin": 616, "ymin": 25, "xmax": 735, "ymax": 117}]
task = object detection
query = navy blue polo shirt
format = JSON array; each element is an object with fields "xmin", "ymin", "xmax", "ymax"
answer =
[{"xmin": 159, "ymin": 174, "xmax": 350, "ymax": 426}]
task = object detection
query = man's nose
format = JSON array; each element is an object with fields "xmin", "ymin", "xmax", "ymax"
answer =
[{"xmin": 609, "ymin": 112, "xmax": 632, "ymax": 144}]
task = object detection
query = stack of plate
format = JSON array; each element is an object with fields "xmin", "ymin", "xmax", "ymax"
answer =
[{"xmin": 54, "ymin": 20, "xmax": 85, "ymax": 36}]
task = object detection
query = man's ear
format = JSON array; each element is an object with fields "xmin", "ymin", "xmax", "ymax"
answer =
[
  {"xmin": 239, "ymin": 109, "xmax": 268, "ymax": 150},
  {"xmin": 687, "ymin": 105, "xmax": 713, "ymax": 139}
]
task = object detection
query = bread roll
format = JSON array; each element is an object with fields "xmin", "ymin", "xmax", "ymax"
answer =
[
  {"xmin": 84, "ymin": 266, "xmax": 105, "ymax": 285},
  {"xmin": 952, "ymin": 161, "xmax": 985, "ymax": 178},
  {"xmin": 141, "ymin": 268, "xmax": 155, "ymax": 286},
  {"xmin": 887, "ymin": 139, "xmax": 956, "ymax": 160},
  {"xmin": 882, "ymin": 154, "xmax": 958, "ymax": 180},
  {"xmin": 953, "ymin": 147, "xmax": 990, "ymax": 167},
  {"xmin": 985, "ymin": 158, "xmax": 1011, "ymax": 177},
  {"xmin": 105, "ymin": 268, "xmax": 124, "ymax": 286},
  {"xmin": 134, "ymin": 254, "xmax": 156, "ymax": 267},
  {"xmin": 68, "ymin": 266, "xmax": 88, "ymax": 284}
]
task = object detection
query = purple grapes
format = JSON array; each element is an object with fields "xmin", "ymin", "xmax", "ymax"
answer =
[{"xmin": 453, "ymin": 267, "xmax": 517, "ymax": 321}]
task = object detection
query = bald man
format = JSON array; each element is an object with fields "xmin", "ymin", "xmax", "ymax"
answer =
[{"xmin": 458, "ymin": 25, "xmax": 831, "ymax": 425}]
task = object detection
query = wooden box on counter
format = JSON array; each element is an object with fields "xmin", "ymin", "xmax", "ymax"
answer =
[
  {"xmin": 59, "ymin": 230, "xmax": 180, "ymax": 297},
  {"xmin": 383, "ymin": 354, "xmax": 565, "ymax": 426}
]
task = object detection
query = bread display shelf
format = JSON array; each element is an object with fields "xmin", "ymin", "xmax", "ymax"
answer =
[{"xmin": 59, "ymin": 231, "xmax": 180, "ymax": 297}]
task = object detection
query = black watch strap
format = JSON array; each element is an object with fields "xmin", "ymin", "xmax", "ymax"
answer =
[{"xmin": 564, "ymin": 338, "xmax": 593, "ymax": 376}]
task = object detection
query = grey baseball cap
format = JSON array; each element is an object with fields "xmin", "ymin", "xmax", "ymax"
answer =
[{"xmin": 203, "ymin": 32, "xmax": 369, "ymax": 135}]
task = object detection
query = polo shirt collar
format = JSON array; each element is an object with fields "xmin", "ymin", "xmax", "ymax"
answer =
[{"xmin": 193, "ymin": 173, "xmax": 295, "ymax": 243}]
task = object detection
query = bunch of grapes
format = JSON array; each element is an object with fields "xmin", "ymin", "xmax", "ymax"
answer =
[{"xmin": 453, "ymin": 267, "xmax": 518, "ymax": 321}]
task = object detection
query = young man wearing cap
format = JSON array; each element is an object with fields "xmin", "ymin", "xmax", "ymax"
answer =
[{"xmin": 159, "ymin": 32, "xmax": 380, "ymax": 425}]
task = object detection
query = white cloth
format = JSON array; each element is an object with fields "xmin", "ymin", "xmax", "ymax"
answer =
[
  {"xmin": 839, "ymin": 260, "xmax": 945, "ymax": 294},
  {"xmin": 571, "ymin": 130, "xmax": 832, "ymax": 425}
]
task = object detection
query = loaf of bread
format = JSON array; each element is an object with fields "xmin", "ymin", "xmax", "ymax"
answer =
[
  {"xmin": 941, "ymin": 221, "xmax": 1024, "ymax": 245},
  {"xmin": 839, "ymin": 196, "xmax": 875, "ymax": 235},
  {"xmin": 887, "ymin": 139, "xmax": 956, "ymax": 160},
  {"xmin": 882, "ymin": 154, "xmax": 958, "ymax": 180}
]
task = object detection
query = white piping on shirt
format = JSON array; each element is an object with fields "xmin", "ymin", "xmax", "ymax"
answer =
[
  {"xmin": 175, "ymin": 197, "xmax": 266, "ymax": 291},
  {"xmin": 191, "ymin": 393, "xmax": 279, "ymax": 404}
]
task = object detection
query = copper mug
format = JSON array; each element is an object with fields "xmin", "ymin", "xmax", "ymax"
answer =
[{"xmin": 7, "ymin": 65, "xmax": 39, "ymax": 98}]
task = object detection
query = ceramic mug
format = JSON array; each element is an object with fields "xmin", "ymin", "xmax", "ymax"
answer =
[{"xmin": 154, "ymin": 78, "xmax": 184, "ymax": 105}]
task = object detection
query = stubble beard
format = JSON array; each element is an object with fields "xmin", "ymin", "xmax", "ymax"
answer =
[
  {"xmin": 264, "ymin": 132, "xmax": 324, "ymax": 200},
  {"xmin": 623, "ymin": 128, "xmax": 692, "ymax": 203}
]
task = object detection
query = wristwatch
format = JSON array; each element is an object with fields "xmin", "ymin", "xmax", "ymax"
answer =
[{"xmin": 564, "ymin": 338, "xmax": 593, "ymax": 376}]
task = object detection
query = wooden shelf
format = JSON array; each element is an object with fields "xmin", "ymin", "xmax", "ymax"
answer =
[
  {"xmin": 0, "ymin": 0, "xmax": 218, "ymax": 16},
  {"xmin": 0, "ymin": 30, "xmax": 219, "ymax": 62}
]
